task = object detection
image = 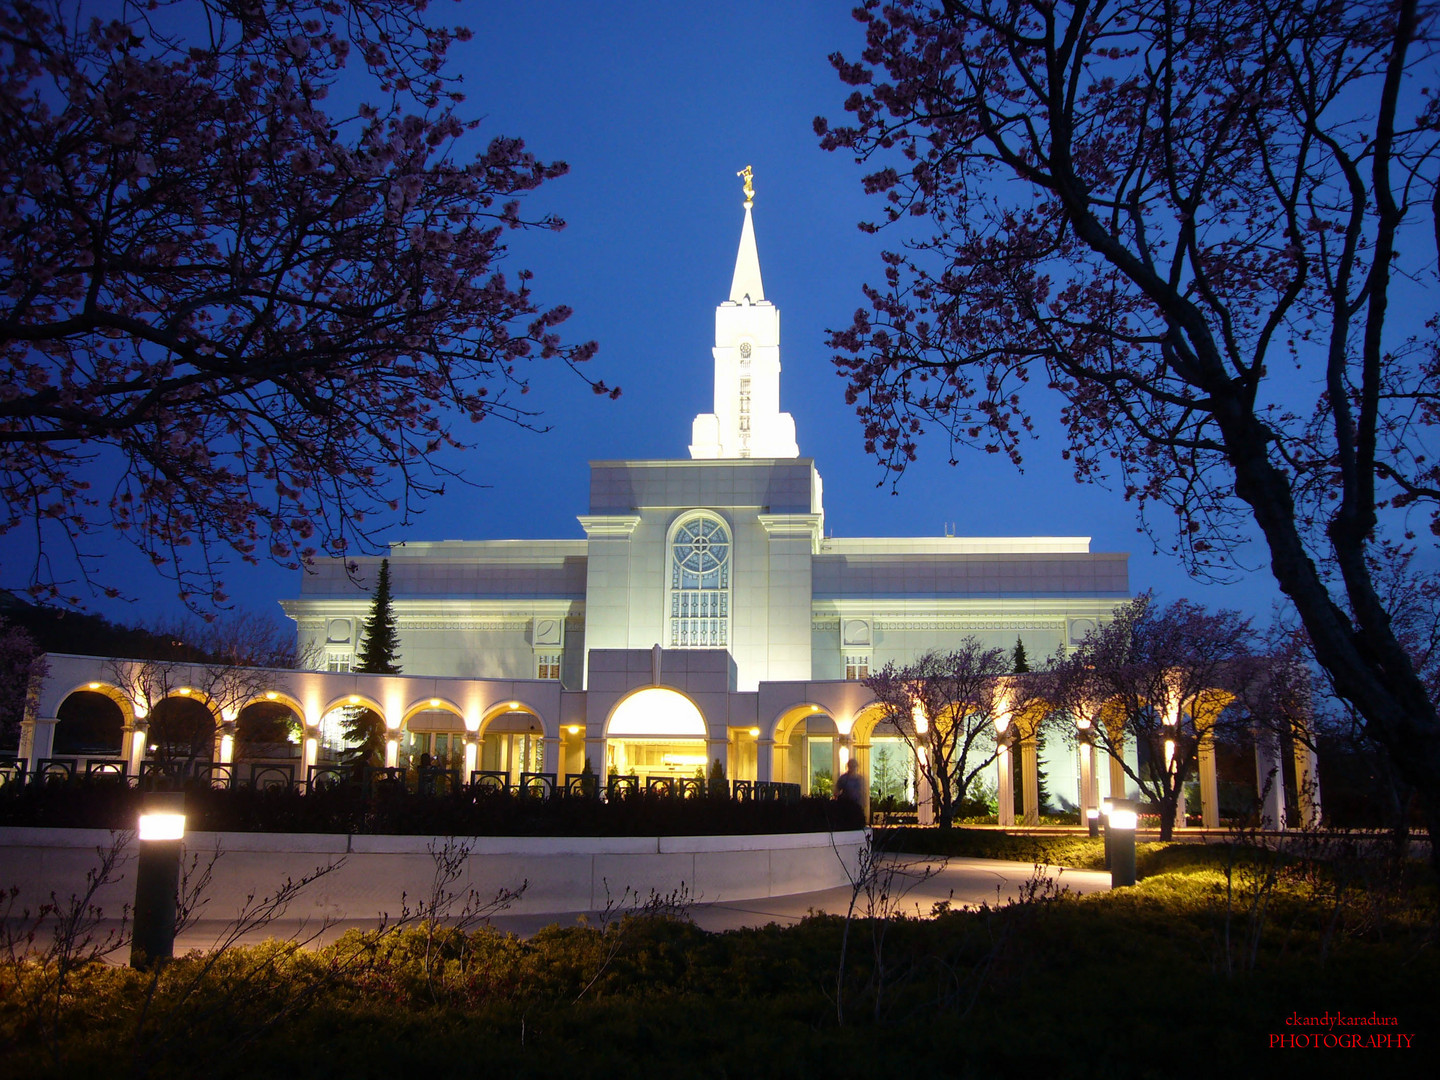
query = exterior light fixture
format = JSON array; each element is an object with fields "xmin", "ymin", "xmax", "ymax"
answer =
[
  {"xmin": 567, "ymin": 725, "xmax": 581, "ymax": 735},
  {"xmin": 138, "ymin": 811, "xmax": 186, "ymax": 841},
  {"xmin": 177, "ymin": 687, "xmax": 190, "ymax": 696},
  {"xmin": 1108, "ymin": 799, "xmax": 1138, "ymax": 888},
  {"xmin": 348, "ymin": 695, "xmax": 360, "ymax": 705},
  {"xmin": 265, "ymin": 691, "xmax": 278, "ymax": 700},
  {"xmin": 132, "ymin": 792, "xmax": 185, "ymax": 970},
  {"xmin": 88, "ymin": 682, "xmax": 101, "ymax": 690},
  {"xmin": 430, "ymin": 698, "xmax": 441, "ymax": 708},
  {"xmin": 748, "ymin": 727, "xmax": 760, "ymax": 738},
  {"xmin": 1086, "ymin": 806, "xmax": 1101, "ymax": 839}
]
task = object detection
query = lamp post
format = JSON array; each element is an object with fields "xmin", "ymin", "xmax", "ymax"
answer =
[
  {"xmin": 132, "ymin": 791, "xmax": 185, "ymax": 970},
  {"xmin": 1109, "ymin": 798, "xmax": 1138, "ymax": 888},
  {"xmin": 1086, "ymin": 806, "xmax": 1101, "ymax": 839}
]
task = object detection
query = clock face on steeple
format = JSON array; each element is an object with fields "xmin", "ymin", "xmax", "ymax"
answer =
[{"xmin": 739, "ymin": 341, "xmax": 753, "ymax": 359}]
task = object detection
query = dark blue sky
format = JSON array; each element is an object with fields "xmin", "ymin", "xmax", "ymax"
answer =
[{"xmin": 1, "ymin": 0, "xmax": 1290, "ymax": 632}]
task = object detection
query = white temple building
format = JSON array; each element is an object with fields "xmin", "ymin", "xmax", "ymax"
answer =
[
  {"xmin": 20, "ymin": 173, "xmax": 1326, "ymax": 831},
  {"xmin": 267, "ymin": 174, "xmax": 1131, "ymax": 816}
]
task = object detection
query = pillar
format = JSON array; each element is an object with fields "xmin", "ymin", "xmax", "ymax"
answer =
[
  {"xmin": 126, "ymin": 721, "xmax": 149, "ymax": 776},
  {"xmin": 1293, "ymin": 738, "xmax": 1321, "ymax": 829},
  {"xmin": 854, "ymin": 740, "xmax": 872, "ymax": 821},
  {"xmin": 1078, "ymin": 736, "xmax": 1096, "ymax": 820},
  {"xmin": 1108, "ymin": 736, "xmax": 1128, "ymax": 801},
  {"xmin": 385, "ymin": 736, "xmax": 400, "ymax": 769},
  {"xmin": 463, "ymin": 737, "xmax": 478, "ymax": 779},
  {"xmin": 1019, "ymin": 733, "xmax": 1040, "ymax": 826},
  {"xmin": 1198, "ymin": 733, "xmax": 1220, "ymax": 829},
  {"xmin": 996, "ymin": 738, "xmax": 1015, "ymax": 827},
  {"xmin": 1255, "ymin": 728, "xmax": 1286, "ymax": 831},
  {"xmin": 757, "ymin": 738, "xmax": 775, "ymax": 783},
  {"xmin": 708, "ymin": 736, "xmax": 729, "ymax": 782},
  {"xmin": 19, "ymin": 715, "xmax": 57, "ymax": 763},
  {"xmin": 915, "ymin": 744, "xmax": 934, "ymax": 825},
  {"xmin": 217, "ymin": 723, "xmax": 235, "ymax": 765}
]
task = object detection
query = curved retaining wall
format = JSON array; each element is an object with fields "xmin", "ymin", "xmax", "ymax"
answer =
[{"xmin": 0, "ymin": 827, "xmax": 866, "ymax": 922}]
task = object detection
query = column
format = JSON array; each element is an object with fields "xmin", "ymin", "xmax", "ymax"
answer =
[
  {"xmin": 1255, "ymin": 727, "xmax": 1286, "ymax": 831},
  {"xmin": 757, "ymin": 738, "xmax": 775, "ymax": 783},
  {"xmin": 1108, "ymin": 736, "xmax": 1128, "ymax": 801},
  {"xmin": 126, "ymin": 720, "xmax": 149, "ymax": 776},
  {"xmin": 707, "ymin": 737, "xmax": 729, "ymax": 784},
  {"xmin": 1293, "ymin": 738, "xmax": 1321, "ymax": 829},
  {"xmin": 996, "ymin": 737, "xmax": 1015, "ymax": 827},
  {"xmin": 854, "ymin": 740, "xmax": 872, "ymax": 821},
  {"xmin": 463, "ymin": 737, "xmax": 479, "ymax": 780},
  {"xmin": 217, "ymin": 723, "xmax": 235, "ymax": 765},
  {"xmin": 1078, "ymin": 735, "xmax": 1096, "ymax": 821},
  {"xmin": 20, "ymin": 715, "xmax": 58, "ymax": 763},
  {"xmin": 915, "ymin": 744, "xmax": 934, "ymax": 825},
  {"xmin": 1019, "ymin": 733, "xmax": 1039, "ymax": 826},
  {"xmin": 385, "ymin": 736, "xmax": 400, "ymax": 769},
  {"xmin": 1198, "ymin": 732, "xmax": 1220, "ymax": 829}
]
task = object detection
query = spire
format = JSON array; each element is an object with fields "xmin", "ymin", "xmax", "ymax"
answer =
[
  {"xmin": 690, "ymin": 166, "xmax": 798, "ymax": 461},
  {"xmin": 728, "ymin": 166, "xmax": 764, "ymax": 303}
]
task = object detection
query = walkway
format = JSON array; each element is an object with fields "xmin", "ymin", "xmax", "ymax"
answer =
[{"xmin": 158, "ymin": 855, "xmax": 1113, "ymax": 950}]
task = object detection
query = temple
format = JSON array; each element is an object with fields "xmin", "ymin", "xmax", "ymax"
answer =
[{"xmin": 17, "ymin": 171, "xmax": 1324, "ymax": 830}]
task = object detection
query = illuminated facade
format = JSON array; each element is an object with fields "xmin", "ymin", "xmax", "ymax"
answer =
[
  {"xmin": 271, "ymin": 182, "xmax": 1131, "ymax": 815},
  {"xmin": 21, "ymin": 182, "xmax": 1323, "ymax": 831}
]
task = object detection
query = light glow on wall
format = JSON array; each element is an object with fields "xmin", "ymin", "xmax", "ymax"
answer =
[{"xmin": 607, "ymin": 688, "xmax": 707, "ymax": 738}]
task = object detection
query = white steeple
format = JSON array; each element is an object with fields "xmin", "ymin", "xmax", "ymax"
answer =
[{"xmin": 690, "ymin": 167, "xmax": 799, "ymax": 460}]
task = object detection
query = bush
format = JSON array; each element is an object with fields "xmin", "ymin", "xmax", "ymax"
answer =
[{"xmin": 0, "ymin": 779, "xmax": 865, "ymax": 836}]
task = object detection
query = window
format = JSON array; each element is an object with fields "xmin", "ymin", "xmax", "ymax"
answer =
[
  {"xmin": 668, "ymin": 514, "xmax": 731, "ymax": 648},
  {"xmin": 536, "ymin": 653, "xmax": 561, "ymax": 680},
  {"xmin": 326, "ymin": 651, "xmax": 353, "ymax": 673},
  {"xmin": 845, "ymin": 654, "xmax": 870, "ymax": 681}
]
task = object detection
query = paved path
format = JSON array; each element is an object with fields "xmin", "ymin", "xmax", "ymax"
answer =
[{"xmin": 152, "ymin": 855, "xmax": 1111, "ymax": 950}]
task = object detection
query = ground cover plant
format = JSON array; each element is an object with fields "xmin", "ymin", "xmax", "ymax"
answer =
[{"xmin": 3, "ymin": 828, "xmax": 1436, "ymax": 1078}]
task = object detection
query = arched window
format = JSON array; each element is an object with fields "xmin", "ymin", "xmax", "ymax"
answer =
[{"xmin": 668, "ymin": 513, "xmax": 731, "ymax": 648}]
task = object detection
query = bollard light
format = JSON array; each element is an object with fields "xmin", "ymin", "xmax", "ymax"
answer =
[
  {"xmin": 1086, "ymin": 806, "xmax": 1100, "ymax": 839},
  {"xmin": 132, "ymin": 792, "xmax": 185, "ymax": 970},
  {"xmin": 1101, "ymin": 796, "xmax": 1114, "ymax": 869},
  {"xmin": 1109, "ymin": 798, "xmax": 1138, "ymax": 888},
  {"xmin": 137, "ymin": 811, "xmax": 186, "ymax": 841}
]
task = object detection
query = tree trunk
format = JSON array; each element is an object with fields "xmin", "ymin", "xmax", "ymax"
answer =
[{"xmin": 1157, "ymin": 793, "xmax": 1175, "ymax": 842}]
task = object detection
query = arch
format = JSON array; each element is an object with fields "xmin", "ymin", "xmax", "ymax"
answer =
[
  {"xmin": 666, "ymin": 511, "xmax": 732, "ymax": 649},
  {"xmin": 53, "ymin": 691, "xmax": 125, "ymax": 756},
  {"xmin": 771, "ymin": 703, "xmax": 838, "ymax": 745},
  {"xmin": 50, "ymin": 680, "xmax": 137, "ymax": 725},
  {"xmin": 146, "ymin": 695, "xmax": 218, "ymax": 760},
  {"xmin": 479, "ymin": 699, "xmax": 546, "ymax": 738},
  {"xmin": 605, "ymin": 687, "xmax": 708, "ymax": 739},
  {"xmin": 242, "ymin": 688, "xmax": 306, "ymax": 720},
  {"xmin": 322, "ymin": 692, "xmax": 386, "ymax": 724},
  {"xmin": 402, "ymin": 696, "xmax": 466, "ymax": 731},
  {"xmin": 848, "ymin": 700, "xmax": 893, "ymax": 745}
]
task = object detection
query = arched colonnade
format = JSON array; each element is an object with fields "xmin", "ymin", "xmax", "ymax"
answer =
[{"xmin": 21, "ymin": 652, "xmax": 1319, "ymax": 829}]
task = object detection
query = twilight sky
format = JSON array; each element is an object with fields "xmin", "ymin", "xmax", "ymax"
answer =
[{"xmin": 1, "ymin": 0, "xmax": 1291, "ymax": 633}]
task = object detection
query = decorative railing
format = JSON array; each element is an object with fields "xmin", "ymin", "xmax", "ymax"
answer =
[{"xmin": 0, "ymin": 755, "xmax": 804, "ymax": 804}]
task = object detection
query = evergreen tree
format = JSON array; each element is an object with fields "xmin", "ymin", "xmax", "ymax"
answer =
[
  {"xmin": 1012, "ymin": 636, "xmax": 1030, "ymax": 674},
  {"xmin": 343, "ymin": 560, "xmax": 400, "ymax": 766},
  {"xmin": 354, "ymin": 560, "xmax": 401, "ymax": 675}
]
